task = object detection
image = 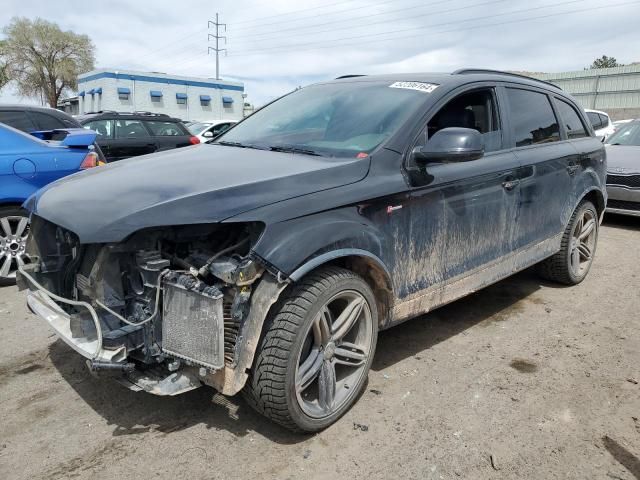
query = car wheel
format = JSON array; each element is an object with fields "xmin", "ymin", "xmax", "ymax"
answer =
[
  {"xmin": 244, "ymin": 266, "xmax": 378, "ymax": 432},
  {"xmin": 0, "ymin": 207, "xmax": 31, "ymax": 286},
  {"xmin": 536, "ymin": 200, "xmax": 598, "ymax": 285}
]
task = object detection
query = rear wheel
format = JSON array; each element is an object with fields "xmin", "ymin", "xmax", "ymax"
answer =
[
  {"xmin": 0, "ymin": 207, "xmax": 31, "ymax": 286},
  {"xmin": 536, "ymin": 200, "xmax": 598, "ymax": 285},
  {"xmin": 243, "ymin": 266, "xmax": 378, "ymax": 432}
]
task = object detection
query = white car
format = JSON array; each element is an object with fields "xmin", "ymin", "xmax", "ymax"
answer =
[
  {"xmin": 187, "ymin": 119, "xmax": 237, "ymax": 143},
  {"xmin": 585, "ymin": 109, "xmax": 615, "ymax": 139}
]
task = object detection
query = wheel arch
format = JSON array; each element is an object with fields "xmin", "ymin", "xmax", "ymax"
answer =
[{"xmin": 289, "ymin": 249, "xmax": 395, "ymax": 328}]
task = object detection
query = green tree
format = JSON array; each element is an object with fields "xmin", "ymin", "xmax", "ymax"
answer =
[
  {"xmin": 2, "ymin": 17, "xmax": 95, "ymax": 107},
  {"xmin": 589, "ymin": 55, "xmax": 621, "ymax": 69}
]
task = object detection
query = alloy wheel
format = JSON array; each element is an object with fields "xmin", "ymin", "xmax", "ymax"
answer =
[
  {"xmin": 0, "ymin": 215, "xmax": 30, "ymax": 280},
  {"xmin": 569, "ymin": 209, "xmax": 596, "ymax": 278},
  {"xmin": 295, "ymin": 290, "xmax": 374, "ymax": 419}
]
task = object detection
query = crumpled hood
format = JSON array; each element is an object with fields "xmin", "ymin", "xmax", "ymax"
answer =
[
  {"xmin": 605, "ymin": 145, "xmax": 640, "ymax": 173},
  {"xmin": 27, "ymin": 144, "xmax": 369, "ymax": 243}
]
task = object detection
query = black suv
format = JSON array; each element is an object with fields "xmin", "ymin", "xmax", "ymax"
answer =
[
  {"xmin": 77, "ymin": 111, "xmax": 198, "ymax": 162},
  {"xmin": 19, "ymin": 70, "xmax": 606, "ymax": 432},
  {"xmin": 0, "ymin": 104, "xmax": 105, "ymax": 159}
]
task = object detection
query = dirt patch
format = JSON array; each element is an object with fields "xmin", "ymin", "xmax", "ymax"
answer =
[{"xmin": 509, "ymin": 358, "xmax": 539, "ymax": 373}]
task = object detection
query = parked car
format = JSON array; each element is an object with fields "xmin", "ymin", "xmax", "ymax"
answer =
[
  {"xmin": 187, "ymin": 119, "xmax": 237, "ymax": 143},
  {"xmin": 0, "ymin": 104, "xmax": 106, "ymax": 160},
  {"xmin": 613, "ymin": 118, "xmax": 635, "ymax": 133},
  {"xmin": 586, "ymin": 109, "xmax": 615, "ymax": 139},
  {"xmin": 0, "ymin": 124, "xmax": 101, "ymax": 285},
  {"xmin": 77, "ymin": 111, "xmax": 199, "ymax": 162},
  {"xmin": 18, "ymin": 69, "xmax": 606, "ymax": 432},
  {"xmin": 604, "ymin": 120, "xmax": 640, "ymax": 216}
]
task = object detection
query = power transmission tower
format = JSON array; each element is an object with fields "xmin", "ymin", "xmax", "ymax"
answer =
[{"xmin": 208, "ymin": 14, "xmax": 227, "ymax": 80}]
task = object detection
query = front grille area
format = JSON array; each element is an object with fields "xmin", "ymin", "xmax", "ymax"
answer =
[
  {"xmin": 608, "ymin": 199, "xmax": 640, "ymax": 211},
  {"xmin": 607, "ymin": 174, "xmax": 640, "ymax": 188}
]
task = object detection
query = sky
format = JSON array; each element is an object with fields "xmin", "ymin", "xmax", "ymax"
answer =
[{"xmin": 2, "ymin": 0, "xmax": 640, "ymax": 107}]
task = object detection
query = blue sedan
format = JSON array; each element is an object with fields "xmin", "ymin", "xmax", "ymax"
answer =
[{"xmin": 0, "ymin": 124, "xmax": 101, "ymax": 284}]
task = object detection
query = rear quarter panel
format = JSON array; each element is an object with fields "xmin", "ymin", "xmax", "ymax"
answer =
[{"xmin": 0, "ymin": 133, "xmax": 86, "ymax": 205}]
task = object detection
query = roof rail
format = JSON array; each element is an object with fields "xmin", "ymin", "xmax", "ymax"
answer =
[
  {"xmin": 335, "ymin": 74, "xmax": 367, "ymax": 79},
  {"xmin": 132, "ymin": 111, "xmax": 170, "ymax": 117},
  {"xmin": 452, "ymin": 69, "xmax": 561, "ymax": 90}
]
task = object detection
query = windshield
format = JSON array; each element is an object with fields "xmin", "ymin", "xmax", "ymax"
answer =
[
  {"xmin": 188, "ymin": 122, "xmax": 213, "ymax": 134},
  {"xmin": 607, "ymin": 122, "xmax": 640, "ymax": 146},
  {"xmin": 217, "ymin": 82, "xmax": 433, "ymax": 157}
]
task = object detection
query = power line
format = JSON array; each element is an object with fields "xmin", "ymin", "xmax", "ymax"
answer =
[
  {"xmin": 227, "ymin": 0, "xmax": 639, "ymax": 57},
  {"xmin": 230, "ymin": 0, "xmax": 364, "ymax": 26},
  {"xmin": 231, "ymin": 0, "xmax": 509, "ymax": 45},
  {"xmin": 229, "ymin": 0, "xmax": 400, "ymax": 33}
]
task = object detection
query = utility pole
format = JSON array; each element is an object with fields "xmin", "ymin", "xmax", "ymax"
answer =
[{"xmin": 208, "ymin": 14, "xmax": 227, "ymax": 80}]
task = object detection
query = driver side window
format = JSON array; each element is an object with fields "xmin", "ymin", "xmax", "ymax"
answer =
[{"xmin": 415, "ymin": 88, "xmax": 502, "ymax": 154}]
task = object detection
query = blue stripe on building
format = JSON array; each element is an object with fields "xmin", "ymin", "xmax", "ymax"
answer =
[{"xmin": 78, "ymin": 71, "xmax": 244, "ymax": 92}]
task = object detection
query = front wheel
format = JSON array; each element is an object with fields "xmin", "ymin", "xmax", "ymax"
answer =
[
  {"xmin": 0, "ymin": 207, "xmax": 31, "ymax": 286},
  {"xmin": 536, "ymin": 200, "xmax": 599, "ymax": 285},
  {"xmin": 244, "ymin": 266, "xmax": 378, "ymax": 432}
]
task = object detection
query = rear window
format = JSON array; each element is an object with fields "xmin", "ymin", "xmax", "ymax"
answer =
[
  {"xmin": 599, "ymin": 113, "xmax": 610, "ymax": 127},
  {"xmin": 29, "ymin": 111, "xmax": 67, "ymax": 130},
  {"xmin": 555, "ymin": 99, "xmax": 588, "ymax": 139},
  {"xmin": 0, "ymin": 110, "xmax": 36, "ymax": 132},
  {"xmin": 145, "ymin": 121, "xmax": 187, "ymax": 136},
  {"xmin": 505, "ymin": 88, "xmax": 560, "ymax": 147}
]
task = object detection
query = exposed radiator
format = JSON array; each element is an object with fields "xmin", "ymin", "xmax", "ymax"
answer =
[{"xmin": 162, "ymin": 274, "xmax": 224, "ymax": 370}]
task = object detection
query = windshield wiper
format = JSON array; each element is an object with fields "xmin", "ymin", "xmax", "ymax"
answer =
[
  {"xmin": 215, "ymin": 140, "xmax": 267, "ymax": 150},
  {"xmin": 268, "ymin": 145, "xmax": 322, "ymax": 156}
]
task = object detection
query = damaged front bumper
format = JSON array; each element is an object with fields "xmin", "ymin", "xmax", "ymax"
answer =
[
  {"xmin": 19, "ymin": 267, "xmax": 205, "ymax": 396},
  {"xmin": 19, "ymin": 265, "xmax": 288, "ymax": 398}
]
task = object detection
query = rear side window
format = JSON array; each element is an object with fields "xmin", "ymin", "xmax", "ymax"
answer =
[
  {"xmin": 84, "ymin": 120, "xmax": 114, "ymax": 139},
  {"xmin": 29, "ymin": 111, "xmax": 67, "ymax": 130},
  {"xmin": 505, "ymin": 88, "xmax": 560, "ymax": 147},
  {"xmin": 0, "ymin": 110, "xmax": 36, "ymax": 132},
  {"xmin": 211, "ymin": 122, "xmax": 233, "ymax": 136},
  {"xmin": 555, "ymin": 99, "xmax": 588, "ymax": 139},
  {"xmin": 599, "ymin": 113, "xmax": 610, "ymax": 127},
  {"xmin": 145, "ymin": 121, "xmax": 186, "ymax": 136},
  {"xmin": 587, "ymin": 112, "xmax": 603, "ymax": 130},
  {"xmin": 115, "ymin": 119, "xmax": 150, "ymax": 139}
]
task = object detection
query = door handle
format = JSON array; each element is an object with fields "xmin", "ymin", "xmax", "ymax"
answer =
[{"xmin": 502, "ymin": 179, "xmax": 520, "ymax": 191}]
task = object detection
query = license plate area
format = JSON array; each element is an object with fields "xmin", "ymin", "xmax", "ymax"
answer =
[{"xmin": 162, "ymin": 275, "xmax": 224, "ymax": 370}]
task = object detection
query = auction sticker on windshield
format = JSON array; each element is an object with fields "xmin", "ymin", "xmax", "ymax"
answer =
[{"xmin": 389, "ymin": 81, "xmax": 439, "ymax": 93}]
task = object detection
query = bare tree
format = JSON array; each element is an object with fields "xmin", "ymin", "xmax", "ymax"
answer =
[
  {"xmin": 589, "ymin": 55, "xmax": 622, "ymax": 69},
  {"xmin": 0, "ymin": 40, "xmax": 8, "ymax": 91},
  {"xmin": 2, "ymin": 17, "xmax": 95, "ymax": 107}
]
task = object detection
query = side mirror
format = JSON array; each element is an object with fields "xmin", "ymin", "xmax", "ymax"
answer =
[
  {"xmin": 203, "ymin": 131, "xmax": 214, "ymax": 138},
  {"xmin": 413, "ymin": 127, "xmax": 484, "ymax": 164}
]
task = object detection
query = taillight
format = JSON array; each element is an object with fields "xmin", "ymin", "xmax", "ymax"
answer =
[
  {"xmin": 80, "ymin": 151, "xmax": 100, "ymax": 169},
  {"xmin": 189, "ymin": 136, "xmax": 200, "ymax": 145}
]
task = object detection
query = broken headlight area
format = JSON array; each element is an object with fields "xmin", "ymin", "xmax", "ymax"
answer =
[{"xmin": 18, "ymin": 218, "xmax": 267, "ymax": 394}]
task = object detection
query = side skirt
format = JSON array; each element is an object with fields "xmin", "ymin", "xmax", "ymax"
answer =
[{"xmin": 389, "ymin": 234, "xmax": 562, "ymax": 326}]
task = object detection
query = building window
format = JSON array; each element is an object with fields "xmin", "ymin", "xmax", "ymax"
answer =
[
  {"xmin": 176, "ymin": 93, "xmax": 188, "ymax": 105},
  {"xmin": 222, "ymin": 96, "xmax": 234, "ymax": 107},
  {"xmin": 200, "ymin": 94, "xmax": 211, "ymax": 106},
  {"xmin": 118, "ymin": 87, "xmax": 131, "ymax": 100},
  {"xmin": 150, "ymin": 90, "xmax": 163, "ymax": 103}
]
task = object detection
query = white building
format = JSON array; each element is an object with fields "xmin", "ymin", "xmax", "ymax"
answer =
[{"xmin": 75, "ymin": 69, "xmax": 245, "ymax": 121}]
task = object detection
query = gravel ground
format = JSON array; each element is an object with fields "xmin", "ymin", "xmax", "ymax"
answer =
[{"xmin": 0, "ymin": 215, "xmax": 638, "ymax": 480}]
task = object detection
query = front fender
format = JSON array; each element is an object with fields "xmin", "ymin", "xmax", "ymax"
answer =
[{"xmin": 252, "ymin": 207, "xmax": 391, "ymax": 280}]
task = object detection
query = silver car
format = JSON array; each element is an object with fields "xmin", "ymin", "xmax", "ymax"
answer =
[{"xmin": 605, "ymin": 120, "xmax": 640, "ymax": 217}]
